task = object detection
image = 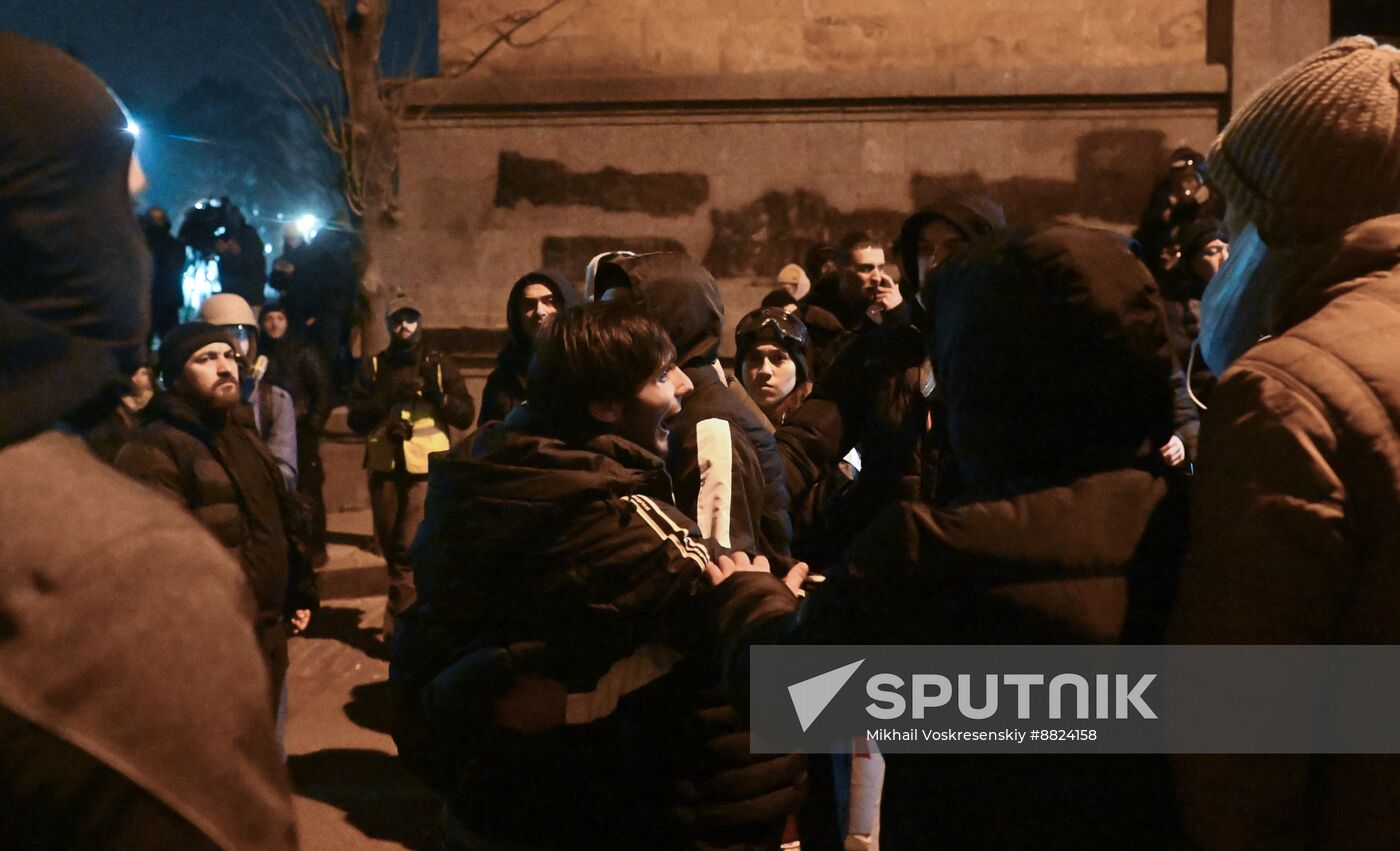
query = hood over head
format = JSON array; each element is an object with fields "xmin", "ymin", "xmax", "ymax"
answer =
[
  {"xmin": 504, "ymin": 268, "xmax": 580, "ymax": 348},
  {"xmin": 0, "ymin": 32, "xmax": 152, "ymax": 447},
  {"xmin": 897, "ymin": 192, "xmax": 1007, "ymax": 298},
  {"xmin": 929, "ymin": 225, "xmax": 1174, "ymax": 497},
  {"xmin": 593, "ymin": 252, "xmax": 724, "ymax": 367}
]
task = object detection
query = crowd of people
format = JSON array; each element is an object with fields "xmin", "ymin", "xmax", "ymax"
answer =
[{"xmin": 5, "ymin": 26, "xmax": 1400, "ymax": 851}]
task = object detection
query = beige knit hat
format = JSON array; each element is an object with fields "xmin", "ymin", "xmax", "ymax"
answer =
[{"xmin": 1208, "ymin": 36, "xmax": 1400, "ymax": 248}]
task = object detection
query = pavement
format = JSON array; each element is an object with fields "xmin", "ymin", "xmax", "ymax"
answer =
[{"xmin": 285, "ymin": 508, "xmax": 439, "ymax": 850}]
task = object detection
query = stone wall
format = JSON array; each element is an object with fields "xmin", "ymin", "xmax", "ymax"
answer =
[
  {"xmin": 440, "ymin": 0, "xmax": 1207, "ymax": 77},
  {"xmin": 391, "ymin": 0, "xmax": 1230, "ymax": 346}
]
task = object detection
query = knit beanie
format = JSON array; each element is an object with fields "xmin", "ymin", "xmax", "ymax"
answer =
[
  {"xmin": 158, "ymin": 322, "xmax": 237, "ymax": 386},
  {"xmin": 1208, "ymin": 36, "xmax": 1400, "ymax": 248}
]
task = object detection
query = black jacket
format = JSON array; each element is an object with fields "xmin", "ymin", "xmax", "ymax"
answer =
[
  {"xmin": 395, "ymin": 414, "xmax": 802, "ymax": 847},
  {"xmin": 0, "ymin": 33, "xmax": 296, "ymax": 847},
  {"xmin": 477, "ymin": 269, "xmax": 579, "ymax": 427},
  {"xmin": 812, "ymin": 470, "xmax": 1187, "ymax": 849},
  {"xmin": 115, "ymin": 393, "xmax": 313, "ymax": 702},
  {"xmin": 347, "ymin": 337, "xmax": 476, "ymax": 444},
  {"xmin": 670, "ymin": 364, "xmax": 794, "ymax": 561},
  {"xmin": 144, "ymin": 222, "xmax": 186, "ymax": 314},
  {"xmin": 216, "ymin": 220, "xmax": 266, "ymax": 306},
  {"xmin": 262, "ymin": 332, "xmax": 331, "ymax": 434}
]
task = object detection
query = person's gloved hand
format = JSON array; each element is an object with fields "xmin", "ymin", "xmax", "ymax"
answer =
[
  {"xmin": 386, "ymin": 417, "xmax": 414, "ymax": 441},
  {"xmin": 394, "ymin": 378, "xmax": 424, "ymax": 403}
]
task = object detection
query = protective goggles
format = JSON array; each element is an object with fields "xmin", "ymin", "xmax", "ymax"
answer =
[{"xmin": 735, "ymin": 307, "xmax": 810, "ymax": 350}]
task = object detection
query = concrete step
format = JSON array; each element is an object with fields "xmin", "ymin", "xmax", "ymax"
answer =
[{"xmin": 317, "ymin": 510, "xmax": 388, "ymax": 601}]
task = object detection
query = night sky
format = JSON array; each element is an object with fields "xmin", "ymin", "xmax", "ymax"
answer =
[{"xmin": 0, "ymin": 1, "xmax": 435, "ymax": 225}]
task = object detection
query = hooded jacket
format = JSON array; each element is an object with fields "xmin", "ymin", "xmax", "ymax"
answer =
[
  {"xmin": 741, "ymin": 227, "xmax": 1189, "ymax": 849},
  {"xmin": 1171, "ymin": 214, "xmax": 1400, "ymax": 850},
  {"xmin": 477, "ymin": 269, "xmax": 579, "ymax": 426},
  {"xmin": 895, "ymin": 193, "xmax": 1007, "ymax": 303},
  {"xmin": 0, "ymin": 33, "xmax": 295, "ymax": 850},
  {"xmin": 396, "ymin": 414, "xmax": 801, "ymax": 846},
  {"xmin": 595, "ymin": 253, "xmax": 794, "ymax": 559}
]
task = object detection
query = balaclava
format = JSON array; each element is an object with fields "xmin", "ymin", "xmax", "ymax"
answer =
[{"xmin": 0, "ymin": 32, "xmax": 152, "ymax": 446}]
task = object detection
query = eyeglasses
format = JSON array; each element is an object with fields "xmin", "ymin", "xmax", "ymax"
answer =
[{"xmin": 736, "ymin": 307, "xmax": 810, "ymax": 350}]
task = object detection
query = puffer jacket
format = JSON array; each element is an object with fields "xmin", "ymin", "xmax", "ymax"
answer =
[
  {"xmin": 115, "ymin": 393, "xmax": 299, "ymax": 703},
  {"xmin": 1171, "ymin": 214, "xmax": 1400, "ymax": 850},
  {"xmin": 393, "ymin": 412, "xmax": 803, "ymax": 848}
]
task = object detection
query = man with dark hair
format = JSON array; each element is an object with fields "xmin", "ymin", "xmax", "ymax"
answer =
[
  {"xmin": 396, "ymin": 300, "xmax": 805, "ymax": 848},
  {"xmin": 117, "ymin": 322, "xmax": 316, "ymax": 713},
  {"xmin": 593, "ymin": 253, "xmax": 794, "ymax": 561},
  {"xmin": 348, "ymin": 292, "xmax": 475, "ymax": 635},
  {"xmin": 805, "ymin": 232, "xmax": 905, "ymax": 332},
  {"xmin": 0, "ymin": 33, "xmax": 295, "ymax": 849}
]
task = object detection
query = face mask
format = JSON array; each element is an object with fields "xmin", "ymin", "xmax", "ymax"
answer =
[{"xmin": 1198, "ymin": 222, "xmax": 1278, "ymax": 375}]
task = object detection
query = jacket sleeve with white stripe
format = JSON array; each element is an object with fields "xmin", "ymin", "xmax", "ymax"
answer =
[
  {"xmin": 540, "ymin": 491, "xmax": 723, "ymax": 692},
  {"xmin": 669, "ymin": 416, "xmax": 768, "ymax": 557}
]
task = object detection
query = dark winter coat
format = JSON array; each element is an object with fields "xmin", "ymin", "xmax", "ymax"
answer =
[
  {"xmin": 730, "ymin": 227, "xmax": 1188, "ymax": 849},
  {"xmin": 0, "ymin": 430, "xmax": 299, "ymax": 851},
  {"xmin": 144, "ymin": 221, "xmax": 186, "ymax": 315},
  {"xmin": 269, "ymin": 236, "xmax": 356, "ymax": 327},
  {"xmin": 115, "ymin": 393, "xmax": 302, "ymax": 702},
  {"xmin": 477, "ymin": 269, "xmax": 579, "ymax": 427},
  {"xmin": 347, "ymin": 337, "xmax": 476, "ymax": 473},
  {"xmin": 216, "ymin": 221, "xmax": 267, "ymax": 306},
  {"xmin": 595, "ymin": 253, "xmax": 793, "ymax": 559},
  {"xmin": 0, "ymin": 32, "xmax": 295, "ymax": 849},
  {"xmin": 819, "ymin": 469, "xmax": 1187, "ymax": 849},
  {"xmin": 394, "ymin": 413, "xmax": 803, "ymax": 847},
  {"xmin": 262, "ymin": 332, "xmax": 331, "ymax": 434},
  {"xmin": 1171, "ymin": 214, "xmax": 1400, "ymax": 850}
]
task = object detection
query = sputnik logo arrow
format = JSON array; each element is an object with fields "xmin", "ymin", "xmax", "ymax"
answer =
[{"xmin": 788, "ymin": 659, "xmax": 865, "ymax": 732}]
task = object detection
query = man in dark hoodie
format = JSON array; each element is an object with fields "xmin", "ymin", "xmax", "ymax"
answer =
[
  {"xmin": 0, "ymin": 32, "xmax": 296, "ymax": 849},
  {"xmin": 594, "ymin": 252, "xmax": 794, "ymax": 562},
  {"xmin": 394, "ymin": 300, "xmax": 805, "ymax": 848},
  {"xmin": 262, "ymin": 301, "xmax": 332, "ymax": 563},
  {"xmin": 477, "ymin": 268, "xmax": 579, "ymax": 426},
  {"xmin": 348, "ymin": 293, "xmax": 476, "ymax": 634},
  {"xmin": 721, "ymin": 225, "xmax": 1189, "ymax": 850}
]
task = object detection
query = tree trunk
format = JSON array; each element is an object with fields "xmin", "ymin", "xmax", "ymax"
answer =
[{"xmin": 330, "ymin": 0, "xmax": 399, "ymax": 356}]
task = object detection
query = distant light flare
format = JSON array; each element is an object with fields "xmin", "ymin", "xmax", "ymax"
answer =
[{"xmin": 295, "ymin": 213, "xmax": 321, "ymax": 241}]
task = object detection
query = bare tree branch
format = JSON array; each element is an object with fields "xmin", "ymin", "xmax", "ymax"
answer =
[{"xmin": 449, "ymin": 0, "xmax": 568, "ymax": 78}]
